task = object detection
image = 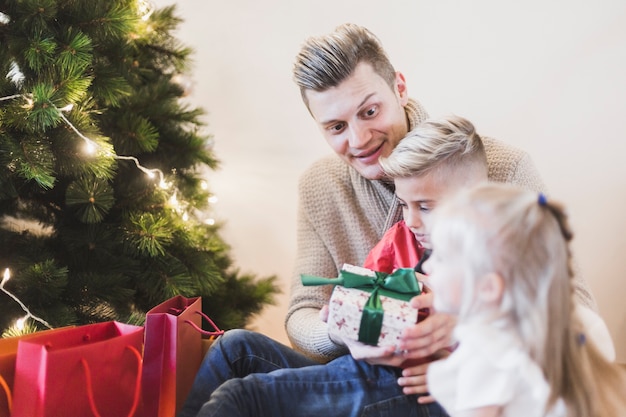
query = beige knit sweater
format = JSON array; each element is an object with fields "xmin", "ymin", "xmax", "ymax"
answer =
[{"xmin": 285, "ymin": 99, "xmax": 597, "ymax": 362}]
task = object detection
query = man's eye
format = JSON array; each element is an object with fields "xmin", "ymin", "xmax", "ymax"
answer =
[
  {"xmin": 329, "ymin": 123, "xmax": 345, "ymax": 133},
  {"xmin": 363, "ymin": 106, "xmax": 377, "ymax": 118}
]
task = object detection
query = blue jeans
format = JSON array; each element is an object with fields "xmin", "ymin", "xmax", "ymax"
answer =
[{"xmin": 177, "ymin": 329, "xmax": 448, "ymax": 417}]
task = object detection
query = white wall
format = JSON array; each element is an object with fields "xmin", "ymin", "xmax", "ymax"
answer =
[{"xmin": 152, "ymin": 0, "xmax": 626, "ymax": 362}]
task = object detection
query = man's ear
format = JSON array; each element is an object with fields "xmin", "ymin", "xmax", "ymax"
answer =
[
  {"xmin": 477, "ymin": 272, "xmax": 504, "ymax": 305},
  {"xmin": 395, "ymin": 71, "xmax": 409, "ymax": 105}
]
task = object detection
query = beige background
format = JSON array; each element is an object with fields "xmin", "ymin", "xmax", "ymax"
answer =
[{"xmin": 151, "ymin": 0, "xmax": 626, "ymax": 362}]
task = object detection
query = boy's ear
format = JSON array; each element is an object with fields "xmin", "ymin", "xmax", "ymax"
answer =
[{"xmin": 477, "ymin": 272, "xmax": 504, "ymax": 305}]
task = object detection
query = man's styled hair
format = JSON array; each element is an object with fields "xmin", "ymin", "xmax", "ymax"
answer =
[
  {"xmin": 292, "ymin": 23, "xmax": 396, "ymax": 105},
  {"xmin": 379, "ymin": 114, "xmax": 488, "ymax": 184}
]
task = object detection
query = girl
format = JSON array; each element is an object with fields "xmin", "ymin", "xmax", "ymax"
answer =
[{"xmin": 424, "ymin": 183, "xmax": 626, "ymax": 417}]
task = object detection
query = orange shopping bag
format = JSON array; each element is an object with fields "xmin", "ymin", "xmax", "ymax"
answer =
[
  {"xmin": 142, "ymin": 295, "xmax": 223, "ymax": 417},
  {"xmin": 11, "ymin": 321, "xmax": 144, "ymax": 417}
]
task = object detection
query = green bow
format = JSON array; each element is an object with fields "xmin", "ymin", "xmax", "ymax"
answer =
[{"xmin": 301, "ymin": 267, "xmax": 421, "ymax": 346}]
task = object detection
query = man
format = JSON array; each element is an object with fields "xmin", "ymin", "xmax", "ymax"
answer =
[{"xmin": 286, "ymin": 22, "xmax": 595, "ymax": 364}]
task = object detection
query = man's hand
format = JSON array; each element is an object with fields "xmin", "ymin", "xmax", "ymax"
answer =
[{"xmin": 321, "ymin": 305, "xmax": 411, "ymax": 366}]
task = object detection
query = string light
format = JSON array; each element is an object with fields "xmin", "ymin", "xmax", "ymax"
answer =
[
  {"xmin": 0, "ymin": 94, "xmax": 23, "ymax": 102},
  {"xmin": 1, "ymin": 93, "xmax": 219, "ymax": 227},
  {"xmin": 1, "ymin": 268, "xmax": 53, "ymax": 330},
  {"xmin": 2, "ymin": 93, "xmax": 169, "ymax": 189}
]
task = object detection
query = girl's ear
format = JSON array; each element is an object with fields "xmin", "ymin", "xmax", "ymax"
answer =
[{"xmin": 477, "ymin": 272, "xmax": 504, "ymax": 305}]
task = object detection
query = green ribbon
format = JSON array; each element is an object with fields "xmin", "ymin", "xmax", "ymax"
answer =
[{"xmin": 301, "ymin": 267, "xmax": 421, "ymax": 346}]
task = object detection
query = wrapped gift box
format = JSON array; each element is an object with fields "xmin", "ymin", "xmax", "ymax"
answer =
[
  {"xmin": 302, "ymin": 263, "xmax": 423, "ymax": 347},
  {"xmin": 328, "ymin": 284, "xmax": 419, "ymax": 347}
]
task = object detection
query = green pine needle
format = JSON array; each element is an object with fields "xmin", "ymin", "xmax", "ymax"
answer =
[
  {"xmin": 66, "ymin": 177, "xmax": 115, "ymax": 223},
  {"xmin": 124, "ymin": 211, "xmax": 174, "ymax": 257},
  {"xmin": 24, "ymin": 36, "xmax": 57, "ymax": 72}
]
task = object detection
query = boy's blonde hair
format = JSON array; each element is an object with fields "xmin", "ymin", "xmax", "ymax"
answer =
[
  {"xmin": 432, "ymin": 183, "xmax": 626, "ymax": 416},
  {"xmin": 379, "ymin": 115, "xmax": 487, "ymax": 184}
]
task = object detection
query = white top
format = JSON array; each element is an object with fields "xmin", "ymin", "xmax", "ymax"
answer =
[{"xmin": 427, "ymin": 321, "xmax": 566, "ymax": 417}]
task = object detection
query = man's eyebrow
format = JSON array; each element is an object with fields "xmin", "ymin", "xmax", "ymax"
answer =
[
  {"xmin": 317, "ymin": 93, "xmax": 377, "ymax": 126},
  {"xmin": 357, "ymin": 93, "xmax": 376, "ymax": 109}
]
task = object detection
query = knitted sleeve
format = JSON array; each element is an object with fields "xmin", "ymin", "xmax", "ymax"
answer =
[{"xmin": 285, "ymin": 156, "xmax": 393, "ymax": 361}]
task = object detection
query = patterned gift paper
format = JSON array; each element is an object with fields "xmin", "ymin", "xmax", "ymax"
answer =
[{"xmin": 328, "ymin": 285, "xmax": 419, "ymax": 347}]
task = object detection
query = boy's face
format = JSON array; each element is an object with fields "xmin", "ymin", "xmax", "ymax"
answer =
[
  {"xmin": 394, "ymin": 171, "xmax": 463, "ymax": 249},
  {"xmin": 304, "ymin": 62, "xmax": 410, "ymax": 180}
]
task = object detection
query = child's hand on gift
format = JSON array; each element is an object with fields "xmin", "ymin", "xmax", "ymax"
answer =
[{"xmin": 397, "ymin": 292, "xmax": 457, "ymax": 360}]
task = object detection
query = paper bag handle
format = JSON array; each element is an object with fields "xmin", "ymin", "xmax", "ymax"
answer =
[
  {"xmin": 80, "ymin": 345, "xmax": 142, "ymax": 417},
  {"xmin": 184, "ymin": 311, "xmax": 225, "ymax": 337},
  {"xmin": 0, "ymin": 374, "xmax": 12, "ymax": 414}
]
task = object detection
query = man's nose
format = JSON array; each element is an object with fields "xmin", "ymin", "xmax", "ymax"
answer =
[{"xmin": 347, "ymin": 123, "xmax": 372, "ymax": 148}]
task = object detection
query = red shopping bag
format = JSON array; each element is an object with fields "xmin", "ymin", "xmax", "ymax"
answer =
[
  {"xmin": 0, "ymin": 327, "xmax": 75, "ymax": 417},
  {"xmin": 142, "ymin": 296, "xmax": 223, "ymax": 417},
  {"xmin": 11, "ymin": 321, "xmax": 144, "ymax": 417}
]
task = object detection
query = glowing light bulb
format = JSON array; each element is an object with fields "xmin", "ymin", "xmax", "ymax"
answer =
[
  {"xmin": 16, "ymin": 315, "xmax": 27, "ymax": 331},
  {"xmin": 182, "ymin": 212, "xmax": 189, "ymax": 221},
  {"xmin": 205, "ymin": 218, "xmax": 215, "ymax": 226},
  {"xmin": 200, "ymin": 181, "xmax": 208, "ymax": 190},
  {"xmin": 168, "ymin": 194, "xmax": 179, "ymax": 211},
  {"xmin": 84, "ymin": 141, "xmax": 96, "ymax": 154},
  {"xmin": 208, "ymin": 196, "xmax": 218, "ymax": 204},
  {"xmin": 2, "ymin": 268, "xmax": 10, "ymax": 286}
]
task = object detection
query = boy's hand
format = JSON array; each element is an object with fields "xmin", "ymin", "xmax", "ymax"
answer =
[{"xmin": 397, "ymin": 292, "xmax": 456, "ymax": 358}]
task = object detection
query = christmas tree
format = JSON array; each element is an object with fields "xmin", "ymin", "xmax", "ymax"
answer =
[{"xmin": 0, "ymin": 0, "xmax": 279, "ymax": 334}]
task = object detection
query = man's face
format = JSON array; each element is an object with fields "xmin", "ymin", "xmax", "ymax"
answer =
[
  {"xmin": 394, "ymin": 172, "xmax": 459, "ymax": 249},
  {"xmin": 304, "ymin": 62, "xmax": 410, "ymax": 180}
]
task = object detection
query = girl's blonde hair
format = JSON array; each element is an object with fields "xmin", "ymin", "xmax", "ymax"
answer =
[{"xmin": 432, "ymin": 183, "xmax": 626, "ymax": 417}]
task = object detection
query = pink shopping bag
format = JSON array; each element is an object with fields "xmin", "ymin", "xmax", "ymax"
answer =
[
  {"xmin": 0, "ymin": 327, "xmax": 75, "ymax": 417},
  {"xmin": 142, "ymin": 296, "xmax": 223, "ymax": 417}
]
